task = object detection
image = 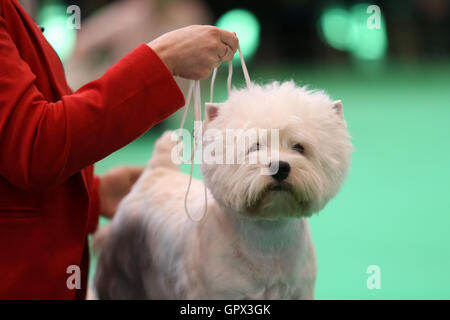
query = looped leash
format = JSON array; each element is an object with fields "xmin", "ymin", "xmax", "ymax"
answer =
[{"xmin": 179, "ymin": 46, "xmax": 251, "ymax": 222}]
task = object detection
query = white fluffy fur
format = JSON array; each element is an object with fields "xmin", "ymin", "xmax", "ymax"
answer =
[{"xmin": 94, "ymin": 81, "xmax": 353, "ymax": 299}]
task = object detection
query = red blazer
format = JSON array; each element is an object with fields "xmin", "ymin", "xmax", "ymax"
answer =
[{"xmin": 0, "ymin": 0, "xmax": 184, "ymax": 299}]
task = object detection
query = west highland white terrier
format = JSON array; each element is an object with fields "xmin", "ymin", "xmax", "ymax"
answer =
[{"xmin": 94, "ymin": 81, "xmax": 353, "ymax": 299}]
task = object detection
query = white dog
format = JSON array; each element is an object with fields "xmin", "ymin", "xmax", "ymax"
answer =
[{"xmin": 94, "ymin": 81, "xmax": 352, "ymax": 299}]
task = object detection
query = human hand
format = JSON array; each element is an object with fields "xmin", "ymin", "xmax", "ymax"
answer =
[
  {"xmin": 148, "ymin": 25, "xmax": 239, "ymax": 79},
  {"xmin": 99, "ymin": 166, "xmax": 144, "ymax": 219}
]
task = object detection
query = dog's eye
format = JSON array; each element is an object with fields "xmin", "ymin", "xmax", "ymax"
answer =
[
  {"xmin": 249, "ymin": 142, "xmax": 260, "ymax": 153},
  {"xmin": 293, "ymin": 143, "xmax": 305, "ymax": 154}
]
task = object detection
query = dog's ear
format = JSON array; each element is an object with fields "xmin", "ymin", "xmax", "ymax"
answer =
[
  {"xmin": 205, "ymin": 102, "xmax": 223, "ymax": 122},
  {"xmin": 333, "ymin": 100, "xmax": 343, "ymax": 117}
]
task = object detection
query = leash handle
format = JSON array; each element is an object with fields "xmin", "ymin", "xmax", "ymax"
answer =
[
  {"xmin": 211, "ymin": 45, "xmax": 251, "ymax": 102},
  {"xmin": 183, "ymin": 80, "xmax": 207, "ymax": 222},
  {"xmin": 180, "ymin": 46, "xmax": 252, "ymax": 222}
]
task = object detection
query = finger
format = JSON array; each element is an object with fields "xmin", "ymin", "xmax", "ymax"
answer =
[
  {"xmin": 218, "ymin": 29, "xmax": 239, "ymax": 53},
  {"xmin": 220, "ymin": 44, "xmax": 235, "ymax": 62},
  {"xmin": 217, "ymin": 44, "xmax": 228, "ymax": 59},
  {"xmin": 213, "ymin": 59, "xmax": 221, "ymax": 69},
  {"xmin": 199, "ymin": 67, "xmax": 212, "ymax": 80}
]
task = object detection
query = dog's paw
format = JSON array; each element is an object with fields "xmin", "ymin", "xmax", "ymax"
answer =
[{"xmin": 156, "ymin": 130, "xmax": 179, "ymax": 151}]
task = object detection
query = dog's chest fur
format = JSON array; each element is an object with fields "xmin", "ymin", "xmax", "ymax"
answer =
[
  {"xmin": 159, "ymin": 173, "xmax": 317, "ymax": 299},
  {"xmin": 189, "ymin": 223, "xmax": 316, "ymax": 299}
]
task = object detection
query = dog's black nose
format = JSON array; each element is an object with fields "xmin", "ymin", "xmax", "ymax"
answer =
[{"xmin": 270, "ymin": 161, "xmax": 291, "ymax": 182}]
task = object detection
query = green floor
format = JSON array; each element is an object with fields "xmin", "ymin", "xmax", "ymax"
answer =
[{"xmin": 91, "ymin": 60, "xmax": 450, "ymax": 299}]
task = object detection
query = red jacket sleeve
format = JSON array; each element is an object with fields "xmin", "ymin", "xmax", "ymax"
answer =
[
  {"xmin": 87, "ymin": 175, "xmax": 101, "ymax": 234},
  {"xmin": 0, "ymin": 17, "xmax": 184, "ymax": 190}
]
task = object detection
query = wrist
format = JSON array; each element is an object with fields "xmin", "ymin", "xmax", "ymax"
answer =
[{"xmin": 147, "ymin": 40, "xmax": 174, "ymax": 75}]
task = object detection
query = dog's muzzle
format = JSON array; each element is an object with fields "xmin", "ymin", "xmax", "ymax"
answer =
[{"xmin": 269, "ymin": 161, "xmax": 291, "ymax": 182}]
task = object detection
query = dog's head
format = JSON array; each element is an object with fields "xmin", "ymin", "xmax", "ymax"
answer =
[{"xmin": 200, "ymin": 81, "xmax": 352, "ymax": 219}]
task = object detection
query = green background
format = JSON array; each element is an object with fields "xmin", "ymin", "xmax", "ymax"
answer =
[{"xmin": 90, "ymin": 61, "xmax": 450, "ymax": 299}]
